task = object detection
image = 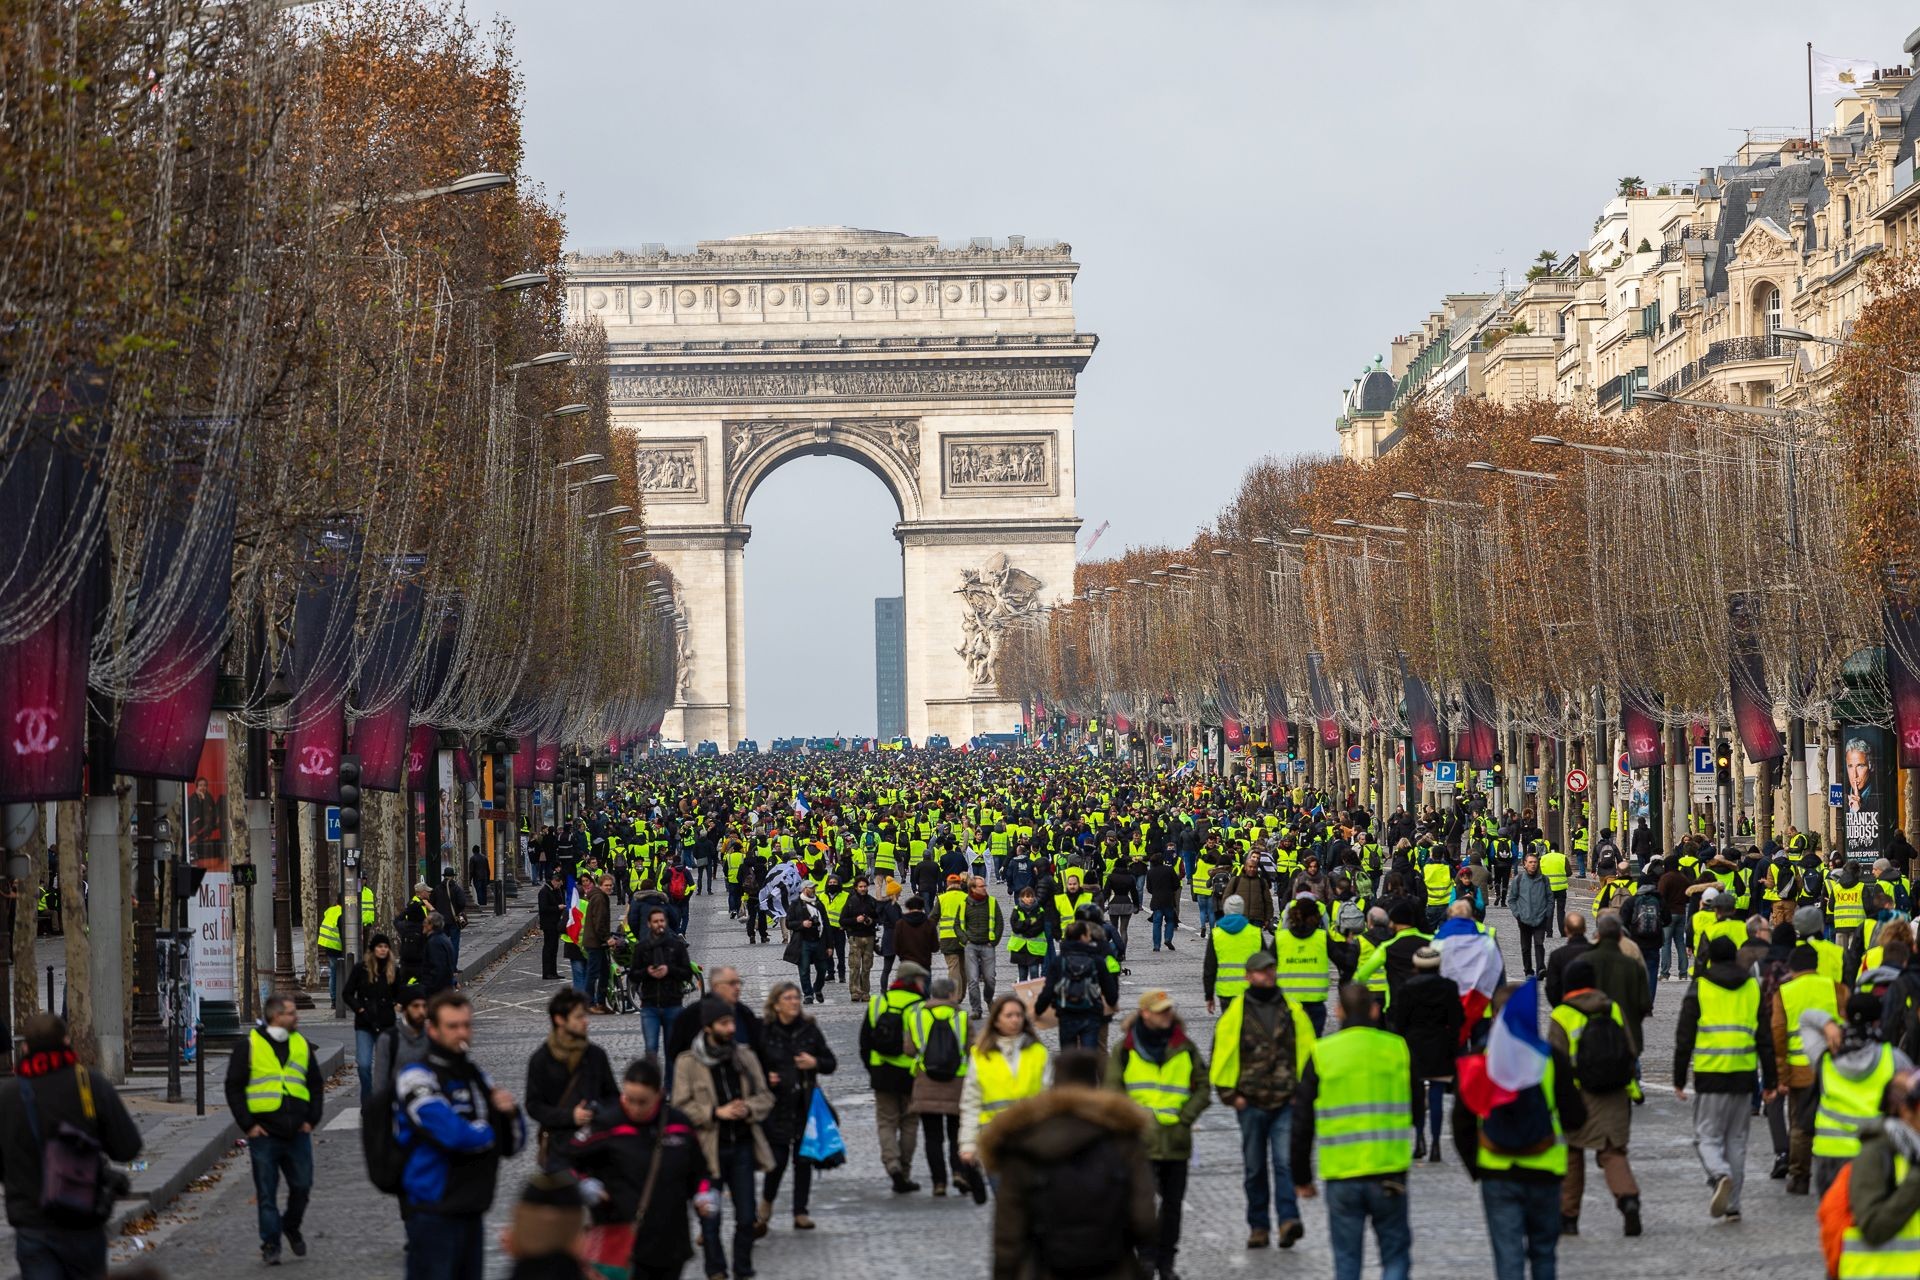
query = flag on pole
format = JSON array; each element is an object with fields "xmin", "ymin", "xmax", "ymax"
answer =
[
  {"xmin": 1812, "ymin": 49, "xmax": 1878, "ymax": 96},
  {"xmin": 1080, "ymin": 520, "xmax": 1111, "ymax": 557},
  {"xmin": 791, "ymin": 789, "xmax": 810, "ymax": 817},
  {"xmin": 562, "ymin": 883, "xmax": 585, "ymax": 945}
]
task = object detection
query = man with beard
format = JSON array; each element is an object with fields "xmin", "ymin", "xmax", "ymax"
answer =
[{"xmin": 673, "ymin": 997, "xmax": 774, "ymax": 1280}]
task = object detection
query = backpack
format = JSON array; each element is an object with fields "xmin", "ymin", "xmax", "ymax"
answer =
[
  {"xmin": 1479, "ymin": 1081, "xmax": 1555, "ymax": 1156},
  {"xmin": 668, "ymin": 866, "xmax": 690, "ymax": 899},
  {"xmin": 1054, "ymin": 950, "xmax": 1100, "ymax": 1014},
  {"xmin": 869, "ymin": 1001, "xmax": 908, "ymax": 1059},
  {"xmin": 17, "ymin": 1069, "xmax": 123, "ymax": 1227},
  {"xmin": 1029, "ymin": 1133, "xmax": 1135, "ymax": 1277},
  {"xmin": 1572, "ymin": 1007, "xmax": 1636, "ymax": 1093},
  {"xmin": 361, "ymin": 1082, "xmax": 407, "ymax": 1195},
  {"xmin": 1631, "ymin": 892, "xmax": 1664, "ymax": 940},
  {"xmin": 919, "ymin": 1014, "xmax": 963, "ymax": 1083}
]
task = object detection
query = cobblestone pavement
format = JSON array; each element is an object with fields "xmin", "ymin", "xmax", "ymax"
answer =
[{"xmin": 109, "ymin": 878, "xmax": 1825, "ymax": 1280}]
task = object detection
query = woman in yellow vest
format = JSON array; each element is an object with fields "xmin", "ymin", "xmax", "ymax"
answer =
[{"xmin": 957, "ymin": 994, "xmax": 1049, "ymax": 1170}]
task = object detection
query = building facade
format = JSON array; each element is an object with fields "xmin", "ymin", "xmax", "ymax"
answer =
[
  {"xmin": 874, "ymin": 596, "xmax": 906, "ymax": 739},
  {"xmin": 1336, "ymin": 27, "xmax": 1920, "ymax": 457}
]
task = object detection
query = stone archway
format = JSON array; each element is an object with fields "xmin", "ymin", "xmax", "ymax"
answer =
[{"xmin": 564, "ymin": 227, "xmax": 1096, "ymax": 746}]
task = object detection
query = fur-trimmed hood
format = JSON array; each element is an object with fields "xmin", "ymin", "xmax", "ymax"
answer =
[{"xmin": 976, "ymin": 1085, "xmax": 1147, "ymax": 1172}]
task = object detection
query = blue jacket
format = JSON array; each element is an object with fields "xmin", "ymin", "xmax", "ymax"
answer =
[{"xmin": 394, "ymin": 1048, "xmax": 525, "ymax": 1215}]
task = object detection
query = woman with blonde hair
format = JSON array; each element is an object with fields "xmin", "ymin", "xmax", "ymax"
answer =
[{"xmin": 958, "ymin": 993, "xmax": 1048, "ymax": 1168}]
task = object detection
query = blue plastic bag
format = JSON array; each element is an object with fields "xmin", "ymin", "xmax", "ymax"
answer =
[{"xmin": 797, "ymin": 1088, "xmax": 846, "ymax": 1168}]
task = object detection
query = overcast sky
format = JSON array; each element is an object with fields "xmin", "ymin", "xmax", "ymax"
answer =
[{"xmin": 489, "ymin": 0, "xmax": 1907, "ymax": 740}]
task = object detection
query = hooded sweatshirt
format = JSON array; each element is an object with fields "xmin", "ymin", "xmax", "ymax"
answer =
[{"xmin": 1202, "ymin": 913, "xmax": 1256, "ymax": 996}]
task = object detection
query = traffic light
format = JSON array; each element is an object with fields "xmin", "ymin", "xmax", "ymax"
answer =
[
  {"xmin": 1491, "ymin": 752, "xmax": 1505, "ymax": 782},
  {"xmin": 337, "ymin": 755, "xmax": 361, "ymax": 842},
  {"xmin": 1714, "ymin": 739, "xmax": 1732, "ymax": 782}
]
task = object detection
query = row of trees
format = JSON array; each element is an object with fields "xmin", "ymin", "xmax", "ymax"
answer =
[
  {"xmin": 1000, "ymin": 250, "xmax": 1920, "ymax": 812},
  {"xmin": 2, "ymin": 0, "xmax": 674, "ymax": 1065}
]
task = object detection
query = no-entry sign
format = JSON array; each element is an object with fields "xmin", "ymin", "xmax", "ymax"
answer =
[{"xmin": 1565, "ymin": 768, "xmax": 1589, "ymax": 794}]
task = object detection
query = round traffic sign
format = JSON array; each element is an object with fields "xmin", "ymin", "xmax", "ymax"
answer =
[
  {"xmin": 1346, "ymin": 745, "xmax": 1362, "ymax": 764},
  {"xmin": 1566, "ymin": 768, "xmax": 1590, "ymax": 793},
  {"xmin": 1615, "ymin": 752, "xmax": 1631, "ymax": 778}
]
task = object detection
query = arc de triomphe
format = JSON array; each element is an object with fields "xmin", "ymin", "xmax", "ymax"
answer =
[{"xmin": 564, "ymin": 228, "xmax": 1096, "ymax": 747}]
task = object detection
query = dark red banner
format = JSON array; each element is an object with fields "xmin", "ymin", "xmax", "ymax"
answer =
[
  {"xmin": 281, "ymin": 528, "xmax": 360, "ymax": 803},
  {"xmin": 406, "ymin": 723, "xmax": 436, "ymax": 791},
  {"xmin": 1621, "ymin": 695, "xmax": 1666, "ymax": 769},
  {"xmin": 1461, "ymin": 680, "xmax": 1498, "ymax": 770},
  {"xmin": 350, "ymin": 555, "xmax": 425, "ymax": 792},
  {"xmin": 534, "ymin": 739, "xmax": 558, "ymax": 783},
  {"xmin": 1727, "ymin": 591, "xmax": 1784, "ymax": 762},
  {"xmin": 1307, "ymin": 652, "xmax": 1341, "ymax": 747},
  {"xmin": 1884, "ymin": 582, "xmax": 1920, "ymax": 767},
  {"xmin": 1264, "ymin": 682, "xmax": 1291, "ymax": 755},
  {"xmin": 1398, "ymin": 653, "xmax": 1447, "ymax": 765}
]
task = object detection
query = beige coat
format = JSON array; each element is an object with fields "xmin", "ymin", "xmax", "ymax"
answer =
[{"xmin": 671, "ymin": 1040, "xmax": 776, "ymax": 1175}]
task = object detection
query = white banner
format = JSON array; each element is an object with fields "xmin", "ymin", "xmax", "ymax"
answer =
[
  {"xmin": 188, "ymin": 872, "xmax": 236, "ymax": 1021},
  {"xmin": 1813, "ymin": 50, "xmax": 1878, "ymax": 97}
]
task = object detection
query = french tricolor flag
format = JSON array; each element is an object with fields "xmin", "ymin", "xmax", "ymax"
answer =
[{"xmin": 1458, "ymin": 977, "xmax": 1550, "ymax": 1116}]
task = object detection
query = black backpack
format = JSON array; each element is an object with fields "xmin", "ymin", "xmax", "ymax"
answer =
[
  {"xmin": 1573, "ymin": 1006, "xmax": 1636, "ymax": 1093},
  {"xmin": 361, "ymin": 1082, "xmax": 406, "ymax": 1195},
  {"xmin": 1631, "ymin": 892, "xmax": 1664, "ymax": 941},
  {"xmin": 919, "ymin": 1013, "xmax": 964, "ymax": 1083},
  {"xmin": 869, "ymin": 1000, "xmax": 908, "ymax": 1058},
  {"xmin": 1029, "ymin": 1133, "xmax": 1134, "ymax": 1276},
  {"xmin": 1054, "ymin": 950, "xmax": 1100, "ymax": 1013},
  {"xmin": 1478, "ymin": 1072, "xmax": 1555, "ymax": 1156}
]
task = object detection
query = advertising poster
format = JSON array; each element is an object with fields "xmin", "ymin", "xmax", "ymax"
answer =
[
  {"xmin": 1841, "ymin": 724, "xmax": 1889, "ymax": 862},
  {"xmin": 186, "ymin": 715, "xmax": 229, "ymax": 870},
  {"xmin": 187, "ymin": 872, "xmax": 235, "ymax": 1023}
]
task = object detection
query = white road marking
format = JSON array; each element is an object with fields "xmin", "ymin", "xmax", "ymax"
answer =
[{"xmin": 323, "ymin": 1106, "xmax": 360, "ymax": 1132}]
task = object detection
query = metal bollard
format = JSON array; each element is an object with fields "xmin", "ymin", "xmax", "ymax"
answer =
[
  {"xmin": 194, "ymin": 1022, "xmax": 205, "ymax": 1116},
  {"xmin": 45, "ymin": 965, "xmax": 53, "ymax": 1014}
]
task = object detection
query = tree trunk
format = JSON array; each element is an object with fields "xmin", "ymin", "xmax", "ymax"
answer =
[
  {"xmin": 298, "ymin": 802, "xmax": 320, "ymax": 987},
  {"xmin": 13, "ymin": 806, "xmax": 42, "ymax": 1026},
  {"xmin": 59, "ymin": 800, "xmax": 94, "ymax": 1064}
]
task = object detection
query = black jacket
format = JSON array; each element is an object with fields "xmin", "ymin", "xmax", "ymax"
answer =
[
  {"xmin": 1386, "ymin": 972, "xmax": 1465, "ymax": 1079},
  {"xmin": 632, "ymin": 929, "xmax": 694, "ymax": 1008},
  {"xmin": 1033, "ymin": 941, "xmax": 1119, "ymax": 1020},
  {"xmin": 759, "ymin": 1014, "xmax": 839, "ymax": 1147},
  {"xmin": 563, "ymin": 1103, "xmax": 705, "ymax": 1265},
  {"xmin": 424, "ymin": 932, "xmax": 458, "ymax": 996},
  {"xmin": 1145, "ymin": 861, "xmax": 1182, "ymax": 912},
  {"xmin": 537, "ymin": 883, "xmax": 566, "ymax": 929},
  {"xmin": 522, "ymin": 1040, "xmax": 618, "ymax": 1140},
  {"xmin": 839, "ymin": 891, "xmax": 881, "ymax": 938},
  {"xmin": 0, "ymin": 1052, "xmax": 143, "ymax": 1231},
  {"xmin": 1542, "ymin": 938, "xmax": 1592, "ymax": 1007},
  {"xmin": 225, "ymin": 1029, "xmax": 326, "ymax": 1140},
  {"xmin": 344, "ymin": 961, "xmax": 403, "ymax": 1034}
]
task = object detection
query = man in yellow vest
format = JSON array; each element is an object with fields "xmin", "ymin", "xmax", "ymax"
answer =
[
  {"xmin": 1291, "ymin": 983, "xmax": 1412, "ymax": 1276},
  {"xmin": 1107, "ymin": 989, "xmax": 1209, "ymax": 1280},
  {"xmin": 1210, "ymin": 951, "xmax": 1316, "ymax": 1250},
  {"xmin": 317, "ymin": 900, "xmax": 345, "ymax": 1006},
  {"xmin": 934, "ymin": 875, "xmax": 970, "ymax": 995},
  {"xmin": 1770, "ymin": 944, "xmax": 1846, "ymax": 1195},
  {"xmin": 1538, "ymin": 845, "xmax": 1571, "ymax": 936},
  {"xmin": 862, "ymin": 961, "xmax": 929, "ymax": 1194},
  {"xmin": 1673, "ymin": 934, "xmax": 1776, "ymax": 1221},
  {"xmin": 1807, "ymin": 993, "xmax": 1904, "ymax": 1198},
  {"xmin": 1546, "ymin": 956, "xmax": 1644, "ymax": 1237},
  {"xmin": 224, "ymin": 996, "xmax": 324, "ymax": 1264},
  {"xmin": 1836, "ymin": 1074, "xmax": 1920, "ymax": 1276}
]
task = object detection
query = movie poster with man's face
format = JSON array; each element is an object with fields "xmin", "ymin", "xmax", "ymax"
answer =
[{"xmin": 1842, "ymin": 724, "xmax": 1888, "ymax": 862}]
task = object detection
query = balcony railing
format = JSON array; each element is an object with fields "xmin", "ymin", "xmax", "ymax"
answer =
[
  {"xmin": 1597, "ymin": 374, "xmax": 1627, "ymax": 410},
  {"xmin": 1704, "ymin": 334, "xmax": 1785, "ymax": 369}
]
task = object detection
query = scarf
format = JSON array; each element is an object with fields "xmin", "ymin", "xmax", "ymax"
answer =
[
  {"xmin": 545, "ymin": 1027, "xmax": 587, "ymax": 1074},
  {"xmin": 16, "ymin": 1048, "xmax": 76, "ymax": 1078},
  {"xmin": 690, "ymin": 1032, "xmax": 730, "ymax": 1068}
]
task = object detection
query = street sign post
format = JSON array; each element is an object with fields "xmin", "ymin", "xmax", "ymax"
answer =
[
  {"xmin": 1434, "ymin": 761, "xmax": 1459, "ymax": 785},
  {"xmin": 1829, "ymin": 782, "xmax": 1845, "ymax": 808},
  {"xmin": 324, "ymin": 806, "xmax": 341, "ymax": 842},
  {"xmin": 1523, "ymin": 774, "xmax": 1539, "ymax": 794},
  {"xmin": 1566, "ymin": 768, "xmax": 1589, "ymax": 794},
  {"xmin": 1691, "ymin": 745, "xmax": 1715, "ymax": 802}
]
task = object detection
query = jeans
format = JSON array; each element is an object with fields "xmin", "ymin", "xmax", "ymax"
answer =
[
  {"xmin": 1058, "ymin": 1014, "xmax": 1104, "ymax": 1051},
  {"xmin": 1236, "ymin": 1104, "xmax": 1299, "ymax": 1231},
  {"xmin": 14, "ymin": 1226, "xmax": 107, "ymax": 1280},
  {"xmin": 586, "ymin": 947, "xmax": 610, "ymax": 1007},
  {"xmin": 355, "ymin": 1028, "xmax": 378, "ymax": 1100},
  {"xmin": 1660, "ymin": 916, "xmax": 1689, "ymax": 978},
  {"xmin": 1302, "ymin": 1002, "xmax": 1327, "ymax": 1035},
  {"xmin": 641, "ymin": 1004, "xmax": 682, "ymax": 1088},
  {"xmin": 796, "ymin": 940, "xmax": 825, "ymax": 1000},
  {"xmin": 570, "ymin": 956, "xmax": 588, "ymax": 994},
  {"xmin": 1643, "ymin": 950, "xmax": 1659, "ymax": 1003},
  {"xmin": 404, "ymin": 1210, "xmax": 485, "ymax": 1280},
  {"xmin": 1196, "ymin": 895, "xmax": 1217, "ymax": 933},
  {"xmin": 445, "ymin": 928, "xmax": 461, "ymax": 967},
  {"xmin": 1480, "ymin": 1178, "xmax": 1560, "ymax": 1280},
  {"xmin": 327, "ymin": 955, "xmax": 343, "ymax": 1007},
  {"xmin": 1148, "ymin": 1158, "xmax": 1189, "ymax": 1269},
  {"xmin": 1325, "ymin": 1177, "xmax": 1411, "ymax": 1280},
  {"xmin": 247, "ymin": 1131, "xmax": 313, "ymax": 1249},
  {"xmin": 1517, "ymin": 922, "xmax": 1548, "ymax": 975},
  {"xmin": 764, "ymin": 1134, "xmax": 812, "ymax": 1215},
  {"xmin": 1150, "ymin": 908, "xmax": 1177, "ymax": 949},
  {"xmin": 1422, "ymin": 1079, "xmax": 1447, "ymax": 1147},
  {"xmin": 700, "ymin": 1142, "xmax": 759, "ymax": 1279},
  {"xmin": 473, "ymin": 877, "xmax": 488, "ymax": 907}
]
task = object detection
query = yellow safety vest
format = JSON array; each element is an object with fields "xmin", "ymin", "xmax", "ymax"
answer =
[
  {"xmin": 245, "ymin": 1029, "xmax": 312, "ymax": 1113},
  {"xmin": 1838, "ymin": 1154, "xmax": 1920, "ymax": 1276},
  {"xmin": 1539, "ymin": 851, "xmax": 1569, "ymax": 892},
  {"xmin": 1356, "ymin": 934, "xmax": 1389, "ymax": 995},
  {"xmin": 1052, "ymin": 891, "xmax": 1092, "ymax": 924},
  {"xmin": 360, "ymin": 885, "xmax": 374, "ymax": 926},
  {"xmin": 1475, "ymin": 1057, "xmax": 1567, "ymax": 1176},
  {"xmin": 1272, "ymin": 928, "xmax": 1331, "ymax": 1005},
  {"xmin": 1691, "ymin": 978, "xmax": 1759, "ymax": 1076},
  {"xmin": 936, "ymin": 888, "xmax": 968, "ymax": 941},
  {"xmin": 1813, "ymin": 1043, "xmax": 1896, "ymax": 1159},
  {"xmin": 1120, "ymin": 1044, "xmax": 1198, "ymax": 1127},
  {"xmin": 1210, "ymin": 924, "xmax": 1265, "ymax": 1000},
  {"xmin": 1308, "ymin": 1027, "xmax": 1412, "ymax": 1179},
  {"xmin": 865, "ymin": 990, "xmax": 924, "ymax": 1071},
  {"xmin": 908, "ymin": 1005, "xmax": 970, "ymax": 1078},
  {"xmin": 1422, "ymin": 862, "xmax": 1453, "ymax": 897},
  {"xmin": 316, "ymin": 905, "xmax": 343, "ymax": 954},
  {"xmin": 1833, "ymin": 882, "xmax": 1867, "ymax": 931},
  {"xmin": 1778, "ymin": 972, "xmax": 1840, "ymax": 1071},
  {"xmin": 971, "ymin": 1041, "xmax": 1048, "ymax": 1127},
  {"xmin": 1208, "ymin": 989, "xmax": 1315, "ymax": 1089}
]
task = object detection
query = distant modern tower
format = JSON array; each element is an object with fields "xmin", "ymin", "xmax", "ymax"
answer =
[{"xmin": 875, "ymin": 597, "xmax": 907, "ymax": 739}]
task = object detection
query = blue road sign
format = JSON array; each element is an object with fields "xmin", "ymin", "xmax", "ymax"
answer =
[
  {"xmin": 1829, "ymin": 783, "xmax": 1845, "ymax": 808},
  {"xmin": 325, "ymin": 806, "xmax": 341, "ymax": 841},
  {"xmin": 1434, "ymin": 761, "xmax": 1459, "ymax": 785},
  {"xmin": 1523, "ymin": 774, "xmax": 1539, "ymax": 794},
  {"xmin": 1692, "ymin": 745, "xmax": 1714, "ymax": 776}
]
